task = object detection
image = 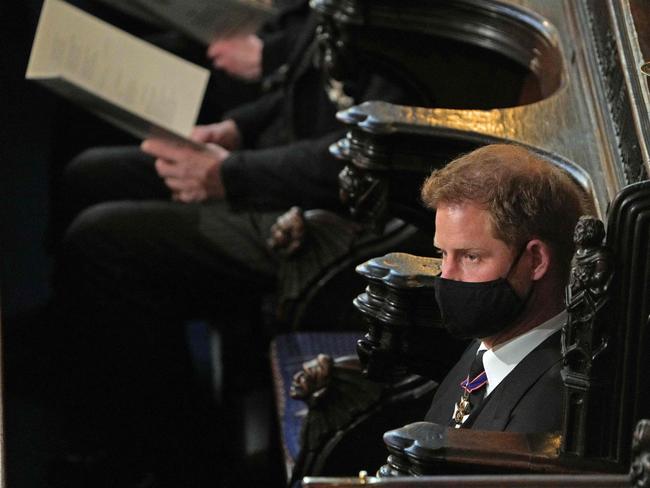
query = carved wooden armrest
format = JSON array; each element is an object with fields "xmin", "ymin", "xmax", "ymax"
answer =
[
  {"xmin": 379, "ymin": 422, "xmax": 627, "ymax": 477},
  {"xmin": 300, "ymin": 419, "xmax": 650, "ymax": 487},
  {"xmin": 268, "ymin": 207, "xmax": 367, "ymax": 326},
  {"xmin": 287, "ymin": 352, "xmax": 437, "ymax": 482},
  {"xmin": 381, "ymin": 422, "xmax": 563, "ymax": 476},
  {"xmin": 268, "ymin": 207, "xmax": 362, "ymax": 257},
  {"xmin": 354, "ymin": 252, "xmax": 466, "ymax": 381},
  {"xmin": 334, "ymin": 101, "xmax": 474, "ymax": 230},
  {"xmin": 290, "ymin": 354, "xmax": 365, "ymax": 408}
]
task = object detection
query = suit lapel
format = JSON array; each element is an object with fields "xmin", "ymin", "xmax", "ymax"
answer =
[
  {"xmin": 470, "ymin": 331, "xmax": 562, "ymax": 430},
  {"xmin": 425, "ymin": 341, "xmax": 480, "ymax": 424}
]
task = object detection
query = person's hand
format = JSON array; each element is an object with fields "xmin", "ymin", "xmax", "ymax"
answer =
[
  {"xmin": 190, "ymin": 119, "xmax": 241, "ymax": 150},
  {"xmin": 140, "ymin": 138, "xmax": 230, "ymax": 202},
  {"xmin": 206, "ymin": 34, "xmax": 263, "ymax": 81}
]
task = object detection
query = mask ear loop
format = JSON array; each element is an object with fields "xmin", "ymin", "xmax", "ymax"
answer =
[
  {"xmin": 505, "ymin": 241, "xmax": 535, "ymax": 306},
  {"xmin": 504, "ymin": 242, "xmax": 529, "ymax": 279}
]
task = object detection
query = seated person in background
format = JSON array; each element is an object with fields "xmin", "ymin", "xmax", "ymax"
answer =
[
  {"xmin": 48, "ymin": 0, "xmax": 311, "ymax": 241},
  {"xmin": 420, "ymin": 144, "xmax": 590, "ymax": 432},
  {"xmin": 48, "ymin": 2, "xmax": 409, "ymax": 483},
  {"xmin": 200, "ymin": 0, "xmax": 311, "ymax": 117},
  {"xmin": 206, "ymin": 0, "xmax": 308, "ymax": 82},
  {"xmin": 56, "ymin": 1, "xmax": 328, "ymax": 225}
]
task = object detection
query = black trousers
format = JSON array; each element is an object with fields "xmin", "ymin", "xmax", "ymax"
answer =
[
  {"xmin": 51, "ymin": 145, "xmax": 283, "ymax": 465},
  {"xmin": 56, "ymin": 145, "xmax": 281, "ymax": 319}
]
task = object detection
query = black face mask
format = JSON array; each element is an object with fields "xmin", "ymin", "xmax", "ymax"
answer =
[{"xmin": 433, "ymin": 245, "xmax": 531, "ymax": 340}]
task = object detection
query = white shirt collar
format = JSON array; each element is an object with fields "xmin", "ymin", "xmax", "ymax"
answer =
[{"xmin": 479, "ymin": 310, "xmax": 566, "ymax": 395}]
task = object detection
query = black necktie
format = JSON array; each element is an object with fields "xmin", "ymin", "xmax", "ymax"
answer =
[{"xmin": 451, "ymin": 349, "xmax": 487, "ymax": 428}]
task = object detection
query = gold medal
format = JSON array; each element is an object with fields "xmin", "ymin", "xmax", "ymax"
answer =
[{"xmin": 453, "ymin": 392, "xmax": 471, "ymax": 425}]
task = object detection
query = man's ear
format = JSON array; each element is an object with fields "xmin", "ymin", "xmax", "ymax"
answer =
[{"xmin": 527, "ymin": 239, "xmax": 552, "ymax": 281}]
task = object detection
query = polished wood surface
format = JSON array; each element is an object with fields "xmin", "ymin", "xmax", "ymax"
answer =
[
  {"xmin": 302, "ymin": 473, "xmax": 630, "ymax": 487},
  {"xmin": 327, "ymin": 0, "xmax": 650, "ymax": 230}
]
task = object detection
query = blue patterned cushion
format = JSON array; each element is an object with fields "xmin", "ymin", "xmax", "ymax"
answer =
[{"xmin": 270, "ymin": 332, "xmax": 361, "ymax": 474}]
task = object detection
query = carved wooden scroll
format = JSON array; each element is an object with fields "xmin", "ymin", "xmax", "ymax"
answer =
[{"xmin": 353, "ymin": 252, "xmax": 466, "ymax": 382}]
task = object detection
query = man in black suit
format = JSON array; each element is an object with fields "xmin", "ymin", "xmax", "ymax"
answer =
[{"xmin": 420, "ymin": 144, "xmax": 590, "ymax": 432}]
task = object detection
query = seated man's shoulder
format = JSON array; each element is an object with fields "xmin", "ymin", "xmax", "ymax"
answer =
[{"xmin": 506, "ymin": 360, "xmax": 564, "ymax": 433}]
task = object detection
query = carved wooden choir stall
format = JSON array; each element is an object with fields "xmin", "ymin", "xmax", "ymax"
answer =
[{"xmin": 269, "ymin": 0, "xmax": 650, "ymax": 486}]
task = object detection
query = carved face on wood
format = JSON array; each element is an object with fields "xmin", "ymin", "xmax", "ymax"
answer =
[
  {"xmin": 338, "ymin": 165, "xmax": 388, "ymax": 227},
  {"xmin": 573, "ymin": 216, "xmax": 605, "ymax": 249}
]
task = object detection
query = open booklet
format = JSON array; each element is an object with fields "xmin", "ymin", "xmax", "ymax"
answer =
[
  {"xmin": 96, "ymin": 0, "xmax": 276, "ymax": 45},
  {"xmin": 26, "ymin": 0, "xmax": 210, "ymax": 146}
]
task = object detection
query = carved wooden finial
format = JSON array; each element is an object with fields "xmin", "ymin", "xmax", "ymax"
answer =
[
  {"xmin": 568, "ymin": 215, "xmax": 610, "ymax": 298},
  {"xmin": 574, "ymin": 214, "xmax": 606, "ymax": 246},
  {"xmin": 564, "ymin": 215, "xmax": 612, "ymax": 374},
  {"xmin": 338, "ymin": 164, "xmax": 388, "ymax": 230},
  {"xmin": 562, "ymin": 215, "xmax": 613, "ymax": 458}
]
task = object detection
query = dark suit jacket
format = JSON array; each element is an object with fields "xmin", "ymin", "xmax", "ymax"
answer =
[
  {"xmin": 258, "ymin": 0, "xmax": 311, "ymax": 77},
  {"xmin": 220, "ymin": 8, "xmax": 415, "ymax": 213},
  {"xmin": 424, "ymin": 331, "xmax": 564, "ymax": 432}
]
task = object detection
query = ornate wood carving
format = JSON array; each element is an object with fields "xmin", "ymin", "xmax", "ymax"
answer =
[
  {"xmin": 631, "ymin": 419, "xmax": 650, "ymax": 488},
  {"xmin": 288, "ymin": 354, "xmax": 437, "ymax": 482},
  {"xmin": 298, "ymin": 420, "xmax": 647, "ymax": 487},
  {"xmin": 583, "ymin": 0, "xmax": 649, "ymax": 184},
  {"xmin": 288, "ymin": 354, "xmax": 383, "ymax": 482},
  {"xmin": 313, "ymin": 0, "xmax": 562, "ymax": 107},
  {"xmin": 379, "ymin": 422, "xmax": 574, "ymax": 477},
  {"xmin": 561, "ymin": 182, "xmax": 650, "ymax": 468},
  {"xmin": 270, "ymin": 208, "xmax": 430, "ymax": 331},
  {"xmin": 353, "ymin": 252, "xmax": 466, "ymax": 381},
  {"xmin": 337, "ymin": 164, "xmax": 389, "ymax": 232},
  {"xmin": 290, "ymin": 354, "xmax": 336, "ymax": 405},
  {"xmin": 562, "ymin": 215, "xmax": 614, "ymax": 458},
  {"xmin": 271, "ymin": 208, "xmax": 364, "ymax": 326},
  {"xmin": 268, "ymin": 206, "xmax": 307, "ymax": 257},
  {"xmin": 602, "ymin": 181, "xmax": 650, "ymax": 466},
  {"xmin": 314, "ymin": 0, "xmax": 578, "ymax": 229},
  {"xmin": 323, "ymin": 1, "xmax": 650, "ymax": 233},
  {"xmin": 377, "ymin": 419, "xmax": 650, "ymax": 478}
]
